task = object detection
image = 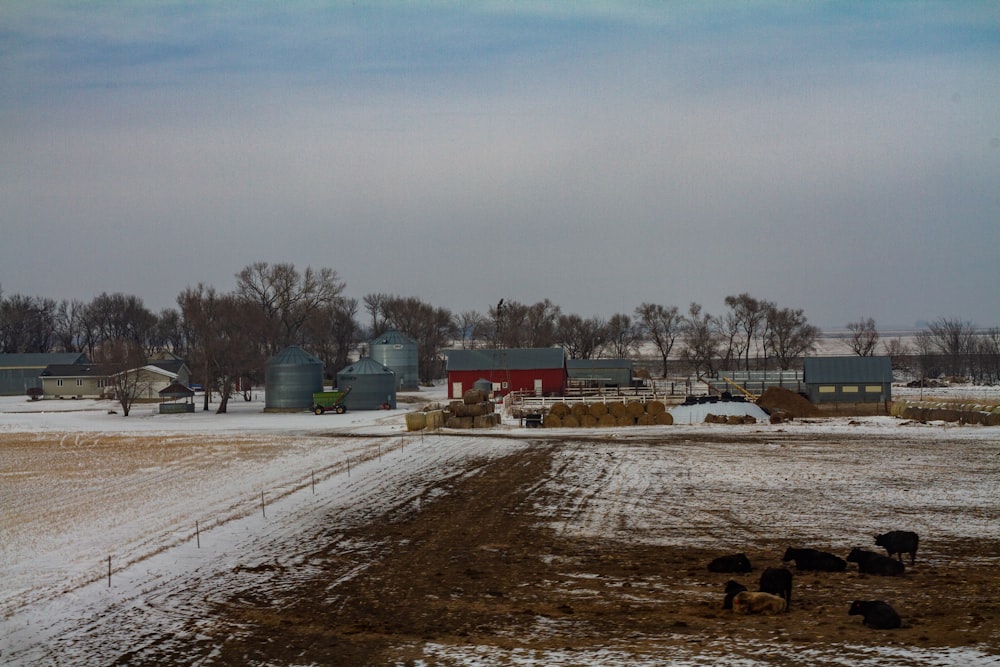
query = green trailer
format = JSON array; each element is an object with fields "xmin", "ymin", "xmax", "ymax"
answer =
[{"xmin": 311, "ymin": 386, "xmax": 352, "ymax": 415}]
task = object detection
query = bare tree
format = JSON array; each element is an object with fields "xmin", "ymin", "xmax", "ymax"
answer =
[
  {"xmin": 53, "ymin": 299, "xmax": 86, "ymax": 352},
  {"xmin": 235, "ymin": 261, "xmax": 346, "ymax": 354},
  {"xmin": 363, "ymin": 292, "xmax": 390, "ymax": 337},
  {"xmin": 680, "ymin": 302, "xmax": 721, "ymax": 377},
  {"xmin": 765, "ymin": 305, "xmax": 819, "ymax": 370},
  {"xmin": 555, "ymin": 314, "xmax": 606, "ymax": 360},
  {"xmin": 0, "ymin": 293, "xmax": 57, "ymax": 353},
  {"xmin": 178, "ymin": 285, "xmax": 261, "ymax": 413},
  {"xmin": 723, "ymin": 293, "xmax": 772, "ymax": 371},
  {"xmin": 846, "ymin": 317, "xmax": 880, "ymax": 356},
  {"xmin": 882, "ymin": 337, "xmax": 912, "ymax": 373},
  {"xmin": 604, "ymin": 313, "xmax": 642, "ymax": 359},
  {"xmin": 925, "ymin": 317, "xmax": 978, "ymax": 377},
  {"xmin": 456, "ymin": 310, "xmax": 488, "ymax": 349},
  {"xmin": 94, "ymin": 339, "xmax": 150, "ymax": 416},
  {"xmin": 634, "ymin": 303, "xmax": 682, "ymax": 377}
]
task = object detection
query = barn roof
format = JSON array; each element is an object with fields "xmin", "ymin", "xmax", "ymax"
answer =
[
  {"xmin": 445, "ymin": 348, "xmax": 566, "ymax": 372},
  {"xmin": 40, "ymin": 363, "xmax": 107, "ymax": 378},
  {"xmin": 803, "ymin": 356, "xmax": 892, "ymax": 384}
]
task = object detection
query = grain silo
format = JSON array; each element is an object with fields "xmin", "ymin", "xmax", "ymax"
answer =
[
  {"xmin": 370, "ymin": 329, "xmax": 419, "ymax": 390},
  {"xmin": 336, "ymin": 357, "xmax": 397, "ymax": 411},
  {"xmin": 265, "ymin": 345, "xmax": 324, "ymax": 411}
]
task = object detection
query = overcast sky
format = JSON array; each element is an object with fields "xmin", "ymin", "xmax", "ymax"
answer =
[{"xmin": 2, "ymin": 1, "xmax": 998, "ymax": 331}]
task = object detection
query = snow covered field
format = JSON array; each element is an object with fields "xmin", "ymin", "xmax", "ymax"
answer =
[{"xmin": 1, "ymin": 387, "xmax": 998, "ymax": 665}]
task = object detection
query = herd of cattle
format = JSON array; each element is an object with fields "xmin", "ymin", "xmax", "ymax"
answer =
[{"xmin": 709, "ymin": 530, "xmax": 919, "ymax": 630}]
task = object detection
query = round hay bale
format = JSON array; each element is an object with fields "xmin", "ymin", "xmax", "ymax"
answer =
[
  {"xmin": 607, "ymin": 401, "xmax": 628, "ymax": 418},
  {"xmin": 562, "ymin": 415, "xmax": 580, "ymax": 428},
  {"xmin": 726, "ymin": 415, "xmax": 744, "ymax": 425},
  {"xmin": 571, "ymin": 402, "xmax": 589, "ymax": 418},
  {"xmin": 463, "ymin": 389, "xmax": 486, "ymax": 405},
  {"xmin": 655, "ymin": 412, "xmax": 674, "ymax": 425},
  {"xmin": 580, "ymin": 414, "xmax": 598, "ymax": 428},
  {"xmin": 597, "ymin": 414, "xmax": 617, "ymax": 428},
  {"xmin": 636, "ymin": 413, "xmax": 655, "ymax": 426},
  {"xmin": 550, "ymin": 402, "xmax": 571, "ymax": 418},
  {"xmin": 616, "ymin": 415, "xmax": 636, "ymax": 427},
  {"xmin": 588, "ymin": 402, "xmax": 608, "ymax": 418},
  {"xmin": 626, "ymin": 401, "xmax": 646, "ymax": 418},
  {"xmin": 543, "ymin": 414, "xmax": 563, "ymax": 428},
  {"xmin": 405, "ymin": 412, "xmax": 427, "ymax": 431},
  {"xmin": 646, "ymin": 400, "xmax": 666, "ymax": 415},
  {"xmin": 741, "ymin": 415, "xmax": 757, "ymax": 424}
]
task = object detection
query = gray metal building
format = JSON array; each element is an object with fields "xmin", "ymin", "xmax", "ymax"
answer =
[
  {"xmin": 370, "ymin": 329, "xmax": 419, "ymax": 390},
  {"xmin": 0, "ymin": 352, "xmax": 89, "ymax": 395},
  {"xmin": 803, "ymin": 356, "xmax": 892, "ymax": 404},
  {"xmin": 264, "ymin": 345, "xmax": 324, "ymax": 410},
  {"xmin": 566, "ymin": 359, "xmax": 634, "ymax": 388},
  {"xmin": 336, "ymin": 357, "xmax": 396, "ymax": 411}
]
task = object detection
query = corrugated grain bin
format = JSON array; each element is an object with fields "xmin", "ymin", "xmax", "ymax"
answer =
[
  {"xmin": 265, "ymin": 345, "xmax": 324, "ymax": 410},
  {"xmin": 370, "ymin": 330, "xmax": 419, "ymax": 390},
  {"xmin": 336, "ymin": 357, "xmax": 397, "ymax": 410}
]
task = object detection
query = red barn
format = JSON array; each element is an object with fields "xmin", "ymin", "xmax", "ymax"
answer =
[{"xmin": 445, "ymin": 348, "xmax": 567, "ymax": 399}]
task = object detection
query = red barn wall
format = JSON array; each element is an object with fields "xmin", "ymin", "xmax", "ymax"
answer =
[{"xmin": 447, "ymin": 369, "xmax": 565, "ymax": 399}]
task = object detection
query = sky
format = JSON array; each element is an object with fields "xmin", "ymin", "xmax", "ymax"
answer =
[{"xmin": 1, "ymin": 1, "xmax": 998, "ymax": 331}]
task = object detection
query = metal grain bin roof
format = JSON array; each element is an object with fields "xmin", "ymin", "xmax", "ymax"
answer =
[{"xmin": 803, "ymin": 356, "xmax": 892, "ymax": 383}]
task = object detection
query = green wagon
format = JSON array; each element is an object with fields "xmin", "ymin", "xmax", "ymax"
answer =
[{"xmin": 311, "ymin": 386, "xmax": 352, "ymax": 415}]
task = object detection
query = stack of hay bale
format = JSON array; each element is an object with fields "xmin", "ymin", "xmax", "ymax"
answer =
[
  {"xmin": 542, "ymin": 400, "xmax": 672, "ymax": 428},
  {"xmin": 445, "ymin": 389, "xmax": 500, "ymax": 429}
]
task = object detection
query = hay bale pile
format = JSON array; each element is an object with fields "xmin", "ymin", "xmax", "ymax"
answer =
[
  {"xmin": 443, "ymin": 388, "xmax": 501, "ymax": 429},
  {"xmin": 704, "ymin": 413, "xmax": 758, "ymax": 425},
  {"xmin": 891, "ymin": 400, "xmax": 1000, "ymax": 426},
  {"xmin": 541, "ymin": 400, "xmax": 672, "ymax": 428},
  {"xmin": 756, "ymin": 386, "xmax": 822, "ymax": 419}
]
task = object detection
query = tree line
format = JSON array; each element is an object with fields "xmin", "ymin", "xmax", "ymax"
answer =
[{"xmin": 2, "ymin": 265, "xmax": 997, "ymax": 410}]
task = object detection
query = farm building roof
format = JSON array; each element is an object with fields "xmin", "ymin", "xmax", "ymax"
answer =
[
  {"xmin": 566, "ymin": 359, "xmax": 633, "ymax": 370},
  {"xmin": 445, "ymin": 348, "xmax": 566, "ymax": 372},
  {"xmin": 0, "ymin": 352, "xmax": 88, "ymax": 369},
  {"xmin": 803, "ymin": 356, "xmax": 892, "ymax": 384}
]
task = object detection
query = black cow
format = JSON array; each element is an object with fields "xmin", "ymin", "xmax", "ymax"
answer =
[
  {"xmin": 759, "ymin": 567, "xmax": 793, "ymax": 604},
  {"xmin": 849, "ymin": 600, "xmax": 902, "ymax": 629},
  {"xmin": 781, "ymin": 547, "xmax": 847, "ymax": 572},
  {"xmin": 708, "ymin": 553, "xmax": 752, "ymax": 573},
  {"xmin": 722, "ymin": 580, "xmax": 748, "ymax": 609},
  {"xmin": 847, "ymin": 547, "xmax": 905, "ymax": 576},
  {"xmin": 875, "ymin": 531, "xmax": 919, "ymax": 565}
]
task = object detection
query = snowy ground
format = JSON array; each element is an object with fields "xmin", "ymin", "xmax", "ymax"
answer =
[{"xmin": 1, "ymin": 386, "xmax": 998, "ymax": 665}]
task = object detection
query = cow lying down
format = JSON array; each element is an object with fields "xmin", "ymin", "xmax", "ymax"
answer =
[{"xmin": 732, "ymin": 591, "xmax": 787, "ymax": 615}]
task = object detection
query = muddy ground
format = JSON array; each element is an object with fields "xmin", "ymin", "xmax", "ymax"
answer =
[{"xmin": 163, "ymin": 439, "xmax": 1000, "ymax": 666}]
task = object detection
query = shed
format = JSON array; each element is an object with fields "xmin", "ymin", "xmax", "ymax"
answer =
[
  {"xmin": 803, "ymin": 356, "xmax": 892, "ymax": 404},
  {"xmin": 567, "ymin": 358, "xmax": 633, "ymax": 389},
  {"xmin": 370, "ymin": 329, "xmax": 419, "ymax": 390},
  {"xmin": 336, "ymin": 357, "xmax": 397, "ymax": 410},
  {"xmin": 444, "ymin": 348, "xmax": 567, "ymax": 400},
  {"xmin": 0, "ymin": 352, "xmax": 89, "ymax": 395},
  {"xmin": 158, "ymin": 382, "xmax": 195, "ymax": 413}
]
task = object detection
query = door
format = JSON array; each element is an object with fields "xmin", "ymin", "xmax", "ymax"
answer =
[
  {"xmin": 452, "ymin": 382, "xmax": 462, "ymax": 399},
  {"xmin": 534, "ymin": 378, "xmax": 543, "ymax": 396}
]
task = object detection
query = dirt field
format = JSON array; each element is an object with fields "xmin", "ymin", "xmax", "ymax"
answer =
[{"xmin": 3, "ymin": 426, "xmax": 999, "ymax": 666}]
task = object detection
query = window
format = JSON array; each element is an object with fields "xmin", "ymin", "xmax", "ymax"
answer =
[
  {"xmin": 56, "ymin": 379, "xmax": 64, "ymax": 387},
  {"xmin": 842, "ymin": 386, "xmax": 859, "ymax": 393},
  {"xmin": 865, "ymin": 385, "xmax": 883, "ymax": 393},
  {"xmin": 818, "ymin": 386, "xmax": 835, "ymax": 393},
  {"xmin": 76, "ymin": 379, "xmax": 84, "ymax": 387}
]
